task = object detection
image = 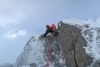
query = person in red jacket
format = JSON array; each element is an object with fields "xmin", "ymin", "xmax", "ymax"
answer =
[{"xmin": 43, "ymin": 24, "xmax": 58, "ymax": 37}]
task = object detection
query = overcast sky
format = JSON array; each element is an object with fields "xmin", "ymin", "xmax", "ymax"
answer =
[{"xmin": 0, "ymin": 0, "xmax": 100, "ymax": 64}]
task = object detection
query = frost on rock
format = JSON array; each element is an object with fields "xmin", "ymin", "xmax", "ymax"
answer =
[
  {"xmin": 61, "ymin": 19, "xmax": 100, "ymax": 67},
  {"xmin": 14, "ymin": 35, "xmax": 66, "ymax": 67},
  {"xmin": 81, "ymin": 27, "xmax": 100, "ymax": 66},
  {"xmin": 57, "ymin": 22, "xmax": 92, "ymax": 67},
  {"xmin": 14, "ymin": 36, "xmax": 45, "ymax": 67}
]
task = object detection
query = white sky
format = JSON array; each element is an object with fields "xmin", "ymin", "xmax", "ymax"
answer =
[{"xmin": 0, "ymin": 0, "xmax": 100, "ymax": 64}]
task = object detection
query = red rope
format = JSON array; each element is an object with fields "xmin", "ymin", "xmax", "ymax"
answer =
[{"xmin": 46, "ymin": 36, "xmax": 52, "ymax": 67}]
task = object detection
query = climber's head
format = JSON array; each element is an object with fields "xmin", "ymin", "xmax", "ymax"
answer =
[{"xmin": 46, "ymin": 25, "xmax": 51, "ymax": 29}]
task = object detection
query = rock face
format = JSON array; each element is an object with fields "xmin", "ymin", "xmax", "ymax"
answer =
[
  {"xmin": 14, "ymin": 36, "xmax": 66, "ymax": 67},
  {"xmin": 57, "ymin": 21, "xmax": 92, "ymax": 67},
  {"xmin": 14, "ymin": 21, "xmax": 93, "ymax": 67},
  {"xmin": 43, "ymin": 36, "xmax": 66, "ymax": 67}
]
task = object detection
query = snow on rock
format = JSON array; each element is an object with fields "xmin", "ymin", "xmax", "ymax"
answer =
[
  {"xmin": 14, "ymin": 35, "xmax": 66, "ymax": 67},
  {"xmin": 14, "ymin": 19, "xmax": 100, "ymax": 67},
  {"xmin": 81, "ymin": 27, "xmax": 100, "ymax": 67},
  {"xmin": 61, "ymin": 19, "xmax": 100, "ymax": 67},
  {"xmin": 62, "ymin": 18, "xmax": 100, "ymax": 27},
  {"xmin": 14, "ymin": 36, "xmax": 45, "ymax": 67},
  {"xmin": 57, "ymin": 22, "xmax": 92, "ymax": 67}
]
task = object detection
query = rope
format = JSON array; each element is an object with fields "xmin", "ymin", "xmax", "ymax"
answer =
[{"xmin": 46, "ymin": 36, "xmax": 52, "ymax": 67}]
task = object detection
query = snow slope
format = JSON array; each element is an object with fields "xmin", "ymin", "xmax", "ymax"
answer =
[{"xmin": 62, "ymin": 19, "xmax": 100, "ymax": 66}]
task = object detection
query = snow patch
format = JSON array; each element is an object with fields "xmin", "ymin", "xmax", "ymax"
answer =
[
  {"xmin": 59, "ymin": 58, "xmax": 64, "ymax": 64},
  {"xmin": 28, "ymin": 38, "xmax": 45, "ymax": 65},
  {"xmin": 62, "ymin": 18, "xmax": 100, "ymax": 27}
]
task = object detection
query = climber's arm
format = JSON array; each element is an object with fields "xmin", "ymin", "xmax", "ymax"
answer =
[{"xmin": 43, "ymin": 30, "xmax": 49, "ymax": 37}]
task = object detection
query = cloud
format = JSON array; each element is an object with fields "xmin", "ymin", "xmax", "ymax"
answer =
[
  {"xmin": 0, "ymin": 0, "xmax": 37, "ymax": 37},
  {"xmin": 0, "ymin": 0, "xmax": 22, "ymax": 25},
  {"xmin": 5, "ymin": 30, "xmax": 27, "ymax": 39},
  {"xmin": 0, "ymin": 0, "xmax": 37, "ymax": 28}
]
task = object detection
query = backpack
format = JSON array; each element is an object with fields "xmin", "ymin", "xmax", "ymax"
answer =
[{"xmin": 51, "ymin": 24, "xmax": 56, "ymax": 29}]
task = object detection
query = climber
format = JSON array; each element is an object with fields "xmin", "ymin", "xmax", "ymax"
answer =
[
  {"xmin": 51, "ymin": 24, "xmax": 58, "ymax": 36},
  {"xmin": 51, "ymin": 24, "xmax": 56, "ymax": 30},
  {"xmin": 41, "ymin": 24, "xmax": 58, "ymax": 38}
]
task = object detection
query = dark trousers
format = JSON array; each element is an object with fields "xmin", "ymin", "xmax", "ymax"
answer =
[{"xmin": 44, "ymin": 29, "xmax": 58, "ymax": 37}]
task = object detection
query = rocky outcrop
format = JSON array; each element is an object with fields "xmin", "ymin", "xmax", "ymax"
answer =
[
  {"xmin": 57, "ymin": 21, "xmax": 92, "ymax": 67},
  {"xmin": 41, "ymin": 36, "xmax": 67, "ymax": 67},
  {"xmin": 14, "ymin": 35, "xmax": 66, "ymax": 67},
  {"xmin": 14, "ymin": 21, "xmax": 93, "ymax": 67}
]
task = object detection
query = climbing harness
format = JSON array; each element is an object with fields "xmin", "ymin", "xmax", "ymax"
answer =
[{"xmin": 46, "ymin": 36, "xmax": 52, "ymax": 67}]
